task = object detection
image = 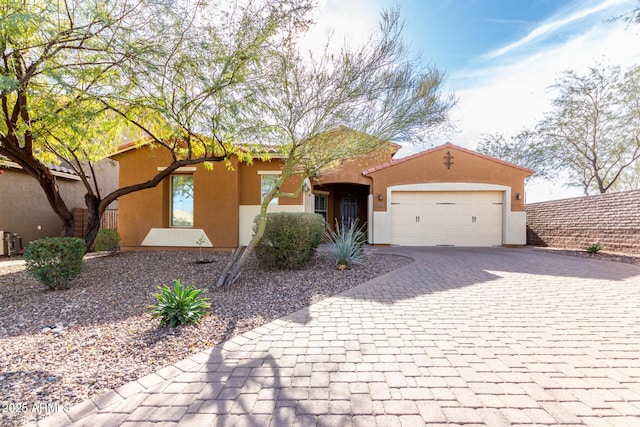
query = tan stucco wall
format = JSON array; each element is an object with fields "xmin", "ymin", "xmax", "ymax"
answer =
[
  {"xmin": 0, "ymin": 170, "xmax": 83, "ymax": 249},
  {"xmin": 115, "ymin": 149, "xmax": 305, "ymax": 250},
  {"xmin": 366, "ymin": 145, "xmax": 531, "ymax": 213},
  {"xmin": 0, "ymin": 161, "xmax": 118, "ymax": 250},
  {"xmin": 314, "ymin": 149, "xmax": 391, "ymax": 186},
  {"xmin": 115, "ymin": 146, "xmax": 241, "ymax": 250},
  {"xmin": 238, "ymin": 160, "xmax": 302, "ymax": 206}
]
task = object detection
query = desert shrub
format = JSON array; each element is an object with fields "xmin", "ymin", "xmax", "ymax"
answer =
[
  {"xmin": 325, "ymin": 219, "xmax": 366, "ymax": 269},
  {"xmin": 24, "ymin": 237, "xmax": 85, "ymax": 290},
  {"xmin": 92, "ymin": 229, "xmax": 120, "ymax": 254},
  {"xmin": 586, "ymin": 243, "xmax": 602, "ymax": 254},
  {"xmin": 149, "ymin": 279, "xmax": 210, "ymax": 327},
  {"xmin": 254, "ymin": 212, "xmax": 325, "ymax": 270}
]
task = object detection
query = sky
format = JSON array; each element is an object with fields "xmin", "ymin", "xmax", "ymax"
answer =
[{"xmin": 303, "ymin": 0, "xmax": 640, "ymax": 202}]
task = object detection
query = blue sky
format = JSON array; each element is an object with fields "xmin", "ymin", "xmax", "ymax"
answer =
[{"xmin": 307, "ymin": 0, "xmax": 640, "ymax": 201}]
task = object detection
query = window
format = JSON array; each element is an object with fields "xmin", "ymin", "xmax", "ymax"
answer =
[
  {"xmin": 314, "ymin": 194, "xmax": 328, "ymax": 221},
  {"xmin": 261, "ymin": 175, "xmax": 279, "ymax": 205},
  {"xmin": 170, "ymin": 175, "xmax": 194, "ymax": 227}
]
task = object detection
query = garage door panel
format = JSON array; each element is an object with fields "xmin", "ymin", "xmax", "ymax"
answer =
[
  {"xmin": 391, "ymin": 191, "xmax": 503, "ymax": 246},
  {"xmin": 392, "ymin": 214, "xmax": 420, "ymax": 227}
]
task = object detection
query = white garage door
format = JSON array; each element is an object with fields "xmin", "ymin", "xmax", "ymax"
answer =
[{"xmin": 391, "ymin": 191, "xmax": 503, "ymax": 246}]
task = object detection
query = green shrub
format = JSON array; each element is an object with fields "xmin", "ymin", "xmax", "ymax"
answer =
[
  {"xmin": 325, "ymin": 219, "xmax": 366, "ymax": 269},
  {"xmin": 586, "ymin": 243, "xmax": 602, "ymax": 254},
  {"xmin": 92, "ymin": 229, "xmax": 120, "ymax": 254},
  {"xmin": 254, "ymin": 212, "xmax": 325, "ymax": 270},
  {"xmin": 149, "ymin": 279, "xmax": 210, "ymax": 327},
  {"xmin": 24, "ymin": 237, "xmax": 85, "ymax": 290}
]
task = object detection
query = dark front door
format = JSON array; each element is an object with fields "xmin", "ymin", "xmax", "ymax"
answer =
[{"xmin": 340, "ymin": 195, "xmax": 358, "ymax": 229}]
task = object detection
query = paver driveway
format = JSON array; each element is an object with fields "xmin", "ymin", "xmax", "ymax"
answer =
[{"xmin": 38, "ymin": 247, "xmax": 640, "ymax": 426}]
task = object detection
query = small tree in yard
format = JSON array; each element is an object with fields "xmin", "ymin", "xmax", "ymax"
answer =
[{"xmin": 216, "ymin": 9, "xmax": 456, "ymax": 287}]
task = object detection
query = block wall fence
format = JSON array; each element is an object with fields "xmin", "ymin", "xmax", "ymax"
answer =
[{"xmin": 525, "ymin": 189, "xmax": 640, "ymax": 255}]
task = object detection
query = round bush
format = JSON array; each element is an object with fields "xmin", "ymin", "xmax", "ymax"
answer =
[
  {"xmin": 254, "ymin": 212, "xmax": 325, "ymax": 270},
  {"xmin": 92, "ymin": 229, "xmax": 121, "ymax": 254},
  {"xmin": 24, "ymin": 237, "xmax": 86, "ymax": 290}
]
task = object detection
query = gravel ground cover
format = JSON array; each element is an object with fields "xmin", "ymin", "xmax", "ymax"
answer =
[
  {"xmin": 0, "ymin": 249, "xmax": 411, "ymax": 426},
  {"xmin": 531, "ymin": 247, "xmax": 640, "ymax": 265}
]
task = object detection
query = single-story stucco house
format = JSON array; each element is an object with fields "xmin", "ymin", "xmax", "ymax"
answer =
[{"xmin": 111, "ymin": 130, "xmax": 533, "ymax": 251}]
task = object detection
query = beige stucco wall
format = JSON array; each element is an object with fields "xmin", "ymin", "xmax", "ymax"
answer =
[
  {"xmin": 0, "ymin": 160, "xmax": 118, "ymax": 250},
  {"xmin": 314, "ymin": 149, "xmax": 392, "ymax": 186}
]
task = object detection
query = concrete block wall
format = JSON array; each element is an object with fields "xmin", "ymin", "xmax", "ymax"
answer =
[{"xmin": 525, "ymin": 189, "xmax": 640, "ymax": 255}]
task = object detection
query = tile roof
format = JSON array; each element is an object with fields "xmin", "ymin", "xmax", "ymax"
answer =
[{"xmin": 0, "ymin": 156, "xmax": 78, "ymax": 177}]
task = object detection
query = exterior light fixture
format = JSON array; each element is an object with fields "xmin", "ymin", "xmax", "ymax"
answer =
[{"xmin": 377, "ymin": 193, "xmax": 383, "ymax": 200}]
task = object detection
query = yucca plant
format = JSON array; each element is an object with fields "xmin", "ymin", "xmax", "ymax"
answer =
[
  {"xmin": 149, "ymin": 280, "xmax": 210, "ymax": 327},
  {"xmin": 325, "ymin": 219, "xmax": 366, "ymax": 270}
]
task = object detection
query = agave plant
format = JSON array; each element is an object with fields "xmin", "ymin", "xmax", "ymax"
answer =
[
  {"xmin": 149, "ymin": 279, "xmax": 210, "ymax": 327},
  {"xmin": 586, "ymin": 243, "xmax": 603, "ymax": 254},
  {"xmin": 325, "ymin": 219, "xmax": 366, "ymax": 270}
]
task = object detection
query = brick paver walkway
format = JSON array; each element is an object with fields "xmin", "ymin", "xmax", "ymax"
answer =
[{"xmin": 38, "ymin": 247, "xmax": 640, "ymax": 426}]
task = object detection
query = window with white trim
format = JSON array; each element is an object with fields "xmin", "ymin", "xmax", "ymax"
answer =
[
  {"xmin": 170, "ymin": 175, "xmax": 194, "ymax": 227},
  {"xmin": 314, "ymin": 194, "xmax": 328, "ymax": 221},
  {"xmin": 261, "ymin": 175, "xmax": 279, "ymax": 205}
]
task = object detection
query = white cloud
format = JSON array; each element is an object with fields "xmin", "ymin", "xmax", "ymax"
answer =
[
  {"xmin": 454, "ymin": 22, "xmax": 640, "ymax": 202},
  {"xmin": 484, "ymin": 0, "xmax": 630, "ymax": 60},
  {"xmin": 449, "ymin": 23, "xmax": 640, "ymax": 150},
  {"xmin": 297, "ymin": 0, "xmax": 384, "ymax": 55}
]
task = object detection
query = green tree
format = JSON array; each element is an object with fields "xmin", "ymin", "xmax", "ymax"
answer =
[
  {"xmin": 476, "ymin": 130, "xmax": 550, "ymax": 179},
  {"xmin": 0, "ymin": 0, "xmax": 311, "ymax": 249},
  {"xmin": 536, "ymin": 63, "xmax": 640, "ymax": 195},
  {"xmin": 216, "ymin": 9, "xmax": 455, "ymax": 287}
]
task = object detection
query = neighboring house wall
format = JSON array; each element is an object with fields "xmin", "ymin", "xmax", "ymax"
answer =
[
  {"xmin": 526, "ymin": 189, "xmax": 640, "ymax": 255},
  {"xmin": 0, "ymin": 160, "xmax": 118, "ymax": 251}
]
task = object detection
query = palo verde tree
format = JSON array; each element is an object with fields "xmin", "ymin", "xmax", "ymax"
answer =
[
  {"xmin": 536, "ymin": 63, "xmax": 640, "ymax": 195},
  {"xmin": 0, "ymin": 0, "xmax": 311, "ymax": 249},
  {"xmin": 476, "ymin": 130, "xmax": 553, "ymax": 180},
  {"xmin": 216, "ymin": 9, "xmax": 456, "ymax": 288}
]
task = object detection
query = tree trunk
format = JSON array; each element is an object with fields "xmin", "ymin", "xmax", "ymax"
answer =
[
  {"xmin": 36, "ymin": 165, "xmax": 75, "ymax": 237},
  {"xmin": 83, "ymin": 193, "xmax": 103, "ymax": 251},
  {"xmin": 215, "ymin": 189, "xmax": 273, "ymax": 289}
]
